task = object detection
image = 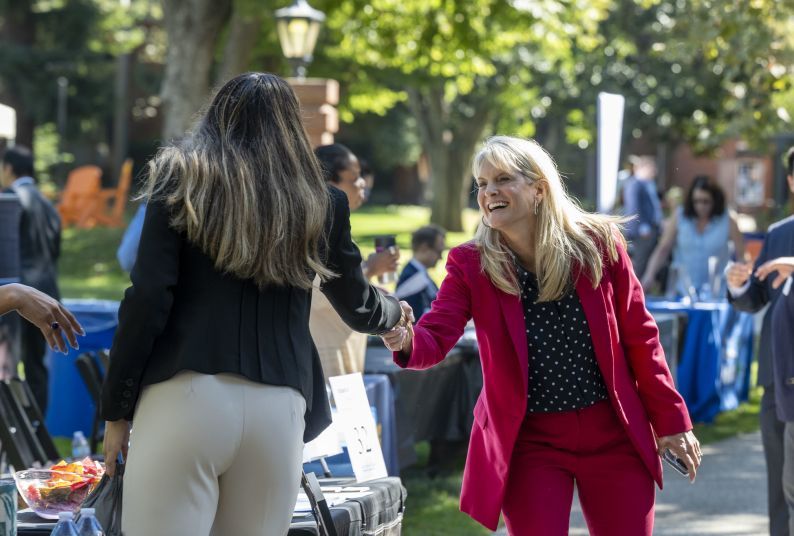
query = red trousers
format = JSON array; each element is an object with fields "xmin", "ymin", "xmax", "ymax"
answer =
[{"xmin": 502, "ymin": 400, "xmax": 655, "ymax": 536}]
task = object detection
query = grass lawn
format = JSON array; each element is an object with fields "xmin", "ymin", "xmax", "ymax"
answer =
[{"xmin": 57, "ymin": 203, "xmax": 762, "ymax": 535}]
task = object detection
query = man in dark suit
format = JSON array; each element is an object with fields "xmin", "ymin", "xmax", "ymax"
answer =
[
  {"xmin": 1, "ymin": 146, "xmax": 61, "ymax": 413},
  {"xmin": 395, "ymin": 225, "xmax": 445, "ymax": 321},
  {"xmin": 754, "ymin": 255, "xmax": 794, "ymax": 536},
  {"xmin": 727, "ymin": 147, "xmax": 794, "ymax": 536}
]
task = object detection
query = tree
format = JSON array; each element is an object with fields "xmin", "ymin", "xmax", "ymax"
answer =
[
  {"xmin": 551, "ymin": 0, "xmax": 794, "ymax": 154},
  {"xmin": 310, "ymin": 0, "xmax": 611, "ymax": 230},
  {"xmin": 159, "ymin": 0, "xmax": 231, "ymax": 140},
  {"xmin": 311, "ymin": 0, "xmax": 794, "ymax": 226}
]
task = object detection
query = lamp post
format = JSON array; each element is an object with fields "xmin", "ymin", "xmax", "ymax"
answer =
[{"xmin": 274, "ymin": 0, "xmax": 325, "ymax": 80}]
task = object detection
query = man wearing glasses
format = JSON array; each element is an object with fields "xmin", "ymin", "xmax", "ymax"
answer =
[{"xmin": 395, "ymin": 225, "xmax": 446, "ymax": 321}]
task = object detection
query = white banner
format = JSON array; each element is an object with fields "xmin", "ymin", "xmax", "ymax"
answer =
[{"xmin": 597, "ymin": 92, "xmax": 625, "ymax": 213}]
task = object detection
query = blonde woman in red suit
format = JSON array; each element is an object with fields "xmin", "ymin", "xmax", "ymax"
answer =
[{"xmin": 382, "ymin": 136, "xmax": 701, "ymax": 535}]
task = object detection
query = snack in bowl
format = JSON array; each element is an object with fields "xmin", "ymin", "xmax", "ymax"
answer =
[{"xmin": 14, "ymin": 457, "xmax": 105, "ymax": 519}]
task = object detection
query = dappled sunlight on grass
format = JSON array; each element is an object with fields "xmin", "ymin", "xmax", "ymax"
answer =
[
  {"xmin": 352, "ymin": 205, "xmax": 480, "ymax": 287},
  {"xmin": 693, "ymin": 386, "xmax": 762, "ymax": 445}
]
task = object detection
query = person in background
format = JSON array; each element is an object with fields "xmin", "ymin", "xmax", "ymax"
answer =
[
  {"xmin": 100, "ymin": 73, "xmax": 403, "ymax": 535},
  {"xmin": 313, "ymin": 144, "xmax": 399, "ymax": 279},
  {"xmin": 757, "ymin": 256, "xmax": 794, "ymax": 536},
  {"xmin": 382, "ymin": 136, "xmax": 699, "ymax": 535},
  {"xmin": 1, "ymin": 146, "xmax": 61, "ymax": 413},
  {"xmin": 395, "ymin": 225, "xmax": 446, "ymax": 321},
  {"xmin": 622, "ymin": 155, "xmax": 663, "ymax": 277},
  {"xmin": 641, "ymin": 175, "xmax": 744, "ymax": 295},
  {"xmin": 116, "ymin": 203, "xmax": 147, "ymax": 272},
  {"xmin": 726, "ymin": 147, "xmax": 794, "ymax": 536},
  {"xmin": 310, "ymin": 144, "xmax": 400, "ymax": 378},
  {"xmin": 360, "ymin": 158, "xmax": 375, "ymax": 202},
  {"xmin": 0, "ymin": 283, "xmax": 82, "ymax": 353}
]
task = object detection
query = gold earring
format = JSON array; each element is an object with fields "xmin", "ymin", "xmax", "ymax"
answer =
[{"xmin": 534, "ymin": 199, "xmax": 539, "ymax": 215}]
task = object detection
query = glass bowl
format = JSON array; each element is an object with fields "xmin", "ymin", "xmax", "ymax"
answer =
[{"xmin": 14, "ymin": 461, "xmax": 103, "ymax": 519}]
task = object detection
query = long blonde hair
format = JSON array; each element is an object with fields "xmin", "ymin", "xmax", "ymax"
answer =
[
  {"xmin": 472, "ymin": 136, "xmax": 625, "ymax": 301},
  {"xmin": 142, "ymin": 72, "xmax": 335, "ymax": 290}
]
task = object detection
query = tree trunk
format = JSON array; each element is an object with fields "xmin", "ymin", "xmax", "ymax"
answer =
[
  {"xmin": 0, "ymin": 0, "xmax": 35, "ymax": 149},
  {"xmin": 160, "ymin": 0, "xmax": 232, "ymax": 141},
  {"xmin": 215, "ymin": 9, "xmax": 262, "ymax": 87},
  {"xmin": 408, "ymin": 86, "xmax": 492, "ymax": 232}
]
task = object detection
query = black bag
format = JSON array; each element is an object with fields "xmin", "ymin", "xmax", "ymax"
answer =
[{"xmin": 78, "ymin": 462, "xmax": 124, "ymax": 536}]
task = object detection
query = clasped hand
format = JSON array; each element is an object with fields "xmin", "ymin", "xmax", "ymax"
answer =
[{"xmin": 381, "ymin": 301, "xmax": 415, "ymax": 352}]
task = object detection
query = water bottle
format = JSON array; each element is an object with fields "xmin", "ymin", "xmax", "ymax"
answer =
[
  {"xmin": 77, "ymin": 508, "xmax": 104, "ymax": 536},
  {"xmin": 51, "ymin": 511, "xmax": 79, "ymax": 536},
  {"xmin": 71, "ymin": 431, "xmax": 91, "ymax": 460}
]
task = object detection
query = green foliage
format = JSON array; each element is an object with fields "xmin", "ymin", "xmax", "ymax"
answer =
[
  {"xmin": 550, "ymin": 0, "xmax": 794, "ymax": 153},
  {"xmin": 58, "ymin": 221, "xmax": 130, "ymax": 301},
  {"xmin": 0, "ymin": 0, "xmax": 163, "ymax": 183},
  {"xmin": 33, "ymin": 123, "xmax": 74, "ymax": 185},
  {"xmin": 338, "ymin": 104, "xmax": 421, "ymax": 171}
]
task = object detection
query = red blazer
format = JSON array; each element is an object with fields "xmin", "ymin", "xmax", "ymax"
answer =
[{"xmin": 394, "ymin": 240, "xmax": 692, "ymax": 531}]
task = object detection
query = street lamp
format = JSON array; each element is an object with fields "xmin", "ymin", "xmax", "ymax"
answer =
[{"xmin": 275, "ymin": 0, "xmax": 325, "ymax": 79}]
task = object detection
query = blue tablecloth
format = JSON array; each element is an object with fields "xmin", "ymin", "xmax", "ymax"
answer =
[
  {"xmin": 646, "ymin": 299, "xmax": 754, "ymax": 423},
  {"xmin": 45, "ymin": 299, "xmax": 119, "ymax": 437}
]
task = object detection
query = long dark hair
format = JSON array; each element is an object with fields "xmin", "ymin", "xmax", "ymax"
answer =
[
  {"xmin": 143, "ymin": 72, "xmax": 335, "ymax": 289},
  {"xmin": 683, "ymin": 175, "xmax": 726, "ymax": 219}
]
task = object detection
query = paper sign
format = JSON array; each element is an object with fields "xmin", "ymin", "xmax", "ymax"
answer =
[{"xmin": 328, "ymin": 373, "xmax": 388, "ymax": 482}]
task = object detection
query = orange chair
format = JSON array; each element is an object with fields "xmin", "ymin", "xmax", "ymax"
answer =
[
  {"xmin": 93, "ymin": 159, "xmax": 133, "ymax": 228},
  {"xmin": 57, "ymin": 166, "xmax": 102, "ymax": 228}
]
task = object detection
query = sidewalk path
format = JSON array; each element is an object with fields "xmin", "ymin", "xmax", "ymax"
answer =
[{"xmin": 494, "ymin": 431, "xmax": 768, "ymax": 535}]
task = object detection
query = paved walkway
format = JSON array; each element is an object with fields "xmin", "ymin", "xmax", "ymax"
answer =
[{"xmin": 494, "ymin": 431, "xmax": 768, "ymax": 535}]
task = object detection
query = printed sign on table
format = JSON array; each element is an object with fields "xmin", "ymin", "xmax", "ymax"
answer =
[{"xmin": 328, "ymin": 373, "xmax": 387, "ymax": 483}]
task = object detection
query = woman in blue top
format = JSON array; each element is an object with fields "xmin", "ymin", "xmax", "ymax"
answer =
[{"xmin": 641, "ymin": 175, "xmax": 744, "ymax": 295}]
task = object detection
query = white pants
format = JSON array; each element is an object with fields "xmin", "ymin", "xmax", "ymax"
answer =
[{"xmin": 122, "ymin": 371, "xmax": 306, "ymax": 536}]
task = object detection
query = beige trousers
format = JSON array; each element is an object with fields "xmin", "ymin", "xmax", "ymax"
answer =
[{"xmin": 121, "ymin": 371, "xmax": 306, "ymax": 536}]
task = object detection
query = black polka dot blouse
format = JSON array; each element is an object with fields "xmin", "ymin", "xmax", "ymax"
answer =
[{"xmin": 516, "ymin": 263, "xmax": 609, "ymax": 413}]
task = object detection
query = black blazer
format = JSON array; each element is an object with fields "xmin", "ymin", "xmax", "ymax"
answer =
[
  {"xmin": 100, "ymin": 187, "xmax": 401, "ymax": 441},
  {"xmin": 4, "ymin": 181, "xmax": 61, "ymax": 299},
  {"xmin": 729, "ymin": 215, "xmax": 794, "ymax": 388}
]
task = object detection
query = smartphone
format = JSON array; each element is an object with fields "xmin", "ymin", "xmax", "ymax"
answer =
[{"xmin": 662, "ymin": 449, "xmax": 689, "ymax": 477}]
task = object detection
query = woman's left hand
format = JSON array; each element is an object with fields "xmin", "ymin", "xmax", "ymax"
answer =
[
  {"xmin": 657, "ymin": 430, "xmax": 701, "ymax": 482},
  {"xmin": 103, "ymin": 419, "xmax": 131, "ymax": 477}
]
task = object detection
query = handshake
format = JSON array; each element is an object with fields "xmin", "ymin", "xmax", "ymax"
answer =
[{"xmin": 381, "ymin": 301, "xmax": 415, "ymax": 353}]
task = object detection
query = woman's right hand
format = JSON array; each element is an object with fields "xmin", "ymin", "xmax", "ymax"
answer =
[
  {"xmin": 725, "ymin": 261, "xmax": 753, "ymax": 289},
  {"xmin": 381, "ymin": 301, "xmax": 414, "ymax": 352},
  {"xmin": 9, "ymin": 284, "xmax": 84, "ymax": 353},
  {"xmin": 364, "ymin": 247, "xmax": 400, "ymax": 279},
  {"xmin": 103, "ymin": 419, "xmax": 131, "ymax": 477}
]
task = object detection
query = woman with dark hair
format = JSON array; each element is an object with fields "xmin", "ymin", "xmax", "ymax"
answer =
[
  {"xmin": 100, "ymin": 73, "xmax": 404, "ymax": 535},
  {"xmin": 310, "ymin": 143, "xmax": 399, "ymax": 377},
  {"xmin": 314, "ymin": 143, "xmax": 399, "ymax": 280},
  {"xmin": 641, "ymin": 175, "xmax": 744, "ymax": 295}
]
